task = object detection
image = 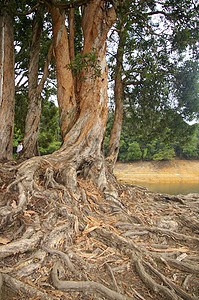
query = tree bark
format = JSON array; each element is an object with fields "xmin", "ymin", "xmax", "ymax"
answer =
[
  {"xmin": 0, "ymin": 2, "xmax": 15, "ymax": 161},
  {"xmin": 21, "ymin": 6, "xmax": 52, "ymax": 159},
  {"xmin": 50, "ymin": 6, "xmax": 77, "ymax": 140},
  {"xmin": 69, "ymin": 7, "xmax": 75, "ymax": 62},
  {"xmin": 50, "ymin": 1, "xmax": 116, "ymax": 172},
  {"xmin": 106, "ymin": 21, "xmax": 125, "ymax": 171},
  {"xmin": 106, "ymin": 65, "xmax": 124, "ymax": 171}
]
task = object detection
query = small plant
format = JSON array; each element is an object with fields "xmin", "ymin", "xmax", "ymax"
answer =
[{"xmin": 67, "ymin": 50, "xmax": 101, "ymax": 80}]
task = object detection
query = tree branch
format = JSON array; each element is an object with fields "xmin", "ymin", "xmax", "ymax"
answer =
[
  {"xmin": 37, "ymin": 42, "xmax": 53, "ymax": 94},
  {"xmin": 44, "ymin": 0, "xmax": 91, "ymax": 9}
]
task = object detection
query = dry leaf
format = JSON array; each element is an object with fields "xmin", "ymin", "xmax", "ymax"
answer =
[
  {"xmin": 1, "ymin": 183, "xmax": 6, "ymax": 190},
  {"xmin": 0, "ymin": 237, "xmax": 10, "ymax": 245},
  {"xmin": 11, "ymin": 200, "xmax": 17, "ymax": 209},
  {"xmin": 24, "ymin": 210, "xmax": 37, "ymax": 217},
  {"xmin": 83, "ymin": 226, "xmax": 98, "ymax": 235}
]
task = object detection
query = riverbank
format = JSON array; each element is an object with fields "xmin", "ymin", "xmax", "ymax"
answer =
[{"xmin": 114, "ymin": 159, "xmax": 199, "ymax": 183}]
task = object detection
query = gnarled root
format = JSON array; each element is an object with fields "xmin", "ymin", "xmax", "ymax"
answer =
[
  {"xmin": 0, "ymin": 157, "xmax": 199, "ymax": 300},
  {"xmin": 1, "ymin": 273, "xmax": 54, "ymax": 300},
  {"xmin": 51, "ymin": 261, "xmax": 133, "ymax": 300}
]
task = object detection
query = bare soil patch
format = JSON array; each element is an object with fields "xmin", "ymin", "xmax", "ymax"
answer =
[{"xmin": 114, "ymin": 160, "xmax": 199, "ymax": 183}]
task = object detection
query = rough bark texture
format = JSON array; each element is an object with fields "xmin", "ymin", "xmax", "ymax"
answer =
[
  {"xmin": 0, "ymin": 4, "xmax": 15, "ymax": 161},
  {"xmin": 50, "ymin": 1, "xmax": 116, "ymax": 183},
  {"xmin": 50, "ymin": 5, "xmax": 77, "ymax": 139},
  {"xmin": 106, "ymin": 16, "xmax": 126, "ymax": 171},
  {"xmin": 69, "ymin": 7, "xmax": 75, "ymax": 62},
  {"xmin": 21, "ymin": 6, "xmax": 52, "ymax": 159},
  {"xmin": 106, "ymin": 67, "xmax": 123, "ymax": 171}
]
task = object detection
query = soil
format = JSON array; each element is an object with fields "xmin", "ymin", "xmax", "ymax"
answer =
[
  {"xmin": 114, "ymin": 160, "xmax": 199, "ymax": 183},
  {"xmin": 0, "ymin": 159, "xmax": 199, "ymax": 300}
]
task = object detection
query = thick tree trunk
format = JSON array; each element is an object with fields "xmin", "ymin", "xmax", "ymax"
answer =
[
  {"xmin": 50, "ymin": 6, "xmax": 77, "ymax": 140},
  {"xmin": 21, "ymin": 6, "xmax": 52, "ymax": 159},
  {"xmin": 0, "ymin": 14, "xmax": 4, "ymax": 103},
  {"xmin": 50, "ymin": 1, "xmax": 116, "ymax": 171},
  {"xmin": 0, "ymin": 5, "xmax": 15, "ymax": 161}
]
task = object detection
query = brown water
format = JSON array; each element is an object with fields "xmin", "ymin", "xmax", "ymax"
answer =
[
  {"xmin": 114, "ymin": 160, "xmax": 199, "ymax": 195},
  {"xmin": 128, "ymin": 181, "xmax": 199, "ymax": 195}
]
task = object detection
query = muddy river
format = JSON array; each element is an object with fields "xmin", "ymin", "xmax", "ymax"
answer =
[{"xmin": 114, "ymin": 160, "xmax": 199, "ymax": 195}]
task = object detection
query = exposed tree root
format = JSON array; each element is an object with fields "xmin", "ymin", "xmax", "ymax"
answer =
[
  {"xmin": 51, "ymin": 262, "xmax": 133, "ymax": 300},
  {"xmin": 0, "ymin": 231, "xmax": 42, "ymax": 258},
  {"xmin": 1, "ymin": 273, "xmax": 54, "ymax": 300},
  {"xmin": 0, "ymin": 158, "xmax": 199, "ymax": 300}
]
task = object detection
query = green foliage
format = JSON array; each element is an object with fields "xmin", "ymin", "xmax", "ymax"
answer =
[
  {"xmin": 107, "ymin": 0, "xmax": 199, "ymax": 160},
  {"xmin": 67, "ymin": 51, "xmax": 101, "ymax": 80},
  {"xmin": 126, "ymin": 142, "xmax": 142, "ymax": 161},
  {"xmin": 38, "ymin": 96, "xmax": 62, "ymax": 155},
  {"xmin": 105, "ymin": 110, "xmax": 199, "ymax": 161},
  {"xmin": 152, "ymin": 146, "xmax": 175, "ymax": 161},
  {"xmin": 173, "ymin": 60, "xmax": 199, "ymax": 122},
  {"xmin": 15, "ymin": 92, "xmax": 28, "ymax": 136},
  {"xmin": 14, "ymin": 90, "xmax": 62, "ymax": 155},
  {"xmin": 181, "ymin": 132, "xmax": 199, "ymax": 159}
]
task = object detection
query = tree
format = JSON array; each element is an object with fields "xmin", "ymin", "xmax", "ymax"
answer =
[
  {"xmin": 15, "ymin": 3, "xmax": 53, "ymax": 158},
  {"xmin": 173, "ymin": 60, "xmax": 199, "ymax": 122},
  {"xmin": 127, "ymin": 141, "xmax": 142, "ymax": 161},
  {"xmin": 14, "ymin": 88, "xmax": 61, "ymax": 156},
  {"xmin": 1, "ymin": 1, "xmax": 199, "ymax": 300},
  {"xmin": 45, "ymin": 0, "xmax": 116, "ymax": 191},
  {"xmin": 106, "ymin": 0, "xmax": 129, "ymax": 170},
  {"xmin": 0, "ymin": 0, "xmax": 15, "ymax": 160},
  {"xmin": 181, "ymin": 129, "xmax": 199, "ymax": 159},
  {"xmin": 106, "ymin": 0, "xmax": 199, "ymax": 169}
]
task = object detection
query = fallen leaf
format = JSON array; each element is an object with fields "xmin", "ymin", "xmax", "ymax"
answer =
[
  {"xmin": 0, "ymin": 237, "xmax": 10, "ymax": 245},
  {"xmin": 11, "ymin": 200, "xmax": 17, "ymax": 209},
  {"xmin": 24, "ymin": 210, "xmax": 37, "ymax": 217}
]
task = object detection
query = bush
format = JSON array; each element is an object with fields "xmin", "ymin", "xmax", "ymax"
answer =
[{"xmin": 127, "ymin": 142, "xmax": 142, "ymax": 161}]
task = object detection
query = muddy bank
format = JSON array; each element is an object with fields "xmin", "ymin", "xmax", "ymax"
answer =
[{"xmin": 114, "ymin": 160, "xmax": 199, "ymax": 183}]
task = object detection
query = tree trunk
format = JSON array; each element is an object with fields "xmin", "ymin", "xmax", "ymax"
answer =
[
  {"xmin": 50, "ymin": 2, "xmax": 116, "ymax": 170},
  {"xmin": 50, "ymin": 6, "xmax": 77, "ymax": 140},
  {"xmin": 106, "ymin": 24, "xmax": 125, "ymax": 171},
  {"xmin": 0, "ymin": 3, "xmax": 15, "ymax": 161},
  {"xmin": 106, "ymin": 69, "xmax": 124, "ymax": 171},
  {"xmin": 69, "ymin": 7, "xmax": 75, "ymax": 62},
  {"xmin": 21, "ymin": 6, "xmax": 52, "ymax": 159}
]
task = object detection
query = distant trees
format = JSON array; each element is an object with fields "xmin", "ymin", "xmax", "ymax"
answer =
[{"xmin": 105, "ymin": 113, "xmax": 199, "ymax": 161}]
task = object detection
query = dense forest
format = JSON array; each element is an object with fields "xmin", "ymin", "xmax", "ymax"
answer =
[
  {"xmin": 1, "ymin": 1, "xmax": 199, "ymax": 300},
  {"xmin": 105, "ymin": 113, "xmax": 199, "ymax": 161}
]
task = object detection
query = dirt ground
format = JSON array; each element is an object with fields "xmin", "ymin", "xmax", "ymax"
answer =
[{"xmin": 114, "ymin": 160, "xmax": 199, "ymax": 183}]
